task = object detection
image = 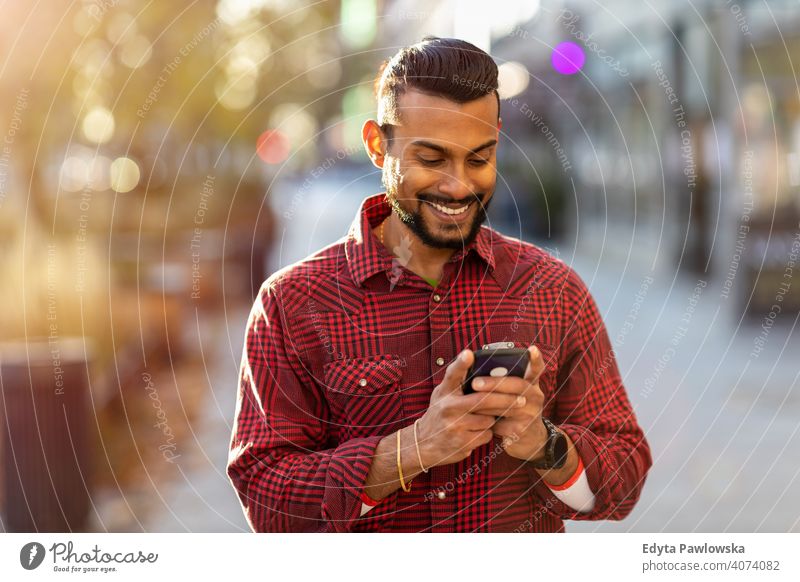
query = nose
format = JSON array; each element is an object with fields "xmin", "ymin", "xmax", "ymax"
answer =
[{"xmin": 436, "ymin": 163, "xmax": 475, "ymax": 202}]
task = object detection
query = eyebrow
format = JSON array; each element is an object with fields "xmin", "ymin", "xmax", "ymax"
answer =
[{"xmin": 410, "ymin": 139, "xmax": 498, "ymax": 156}]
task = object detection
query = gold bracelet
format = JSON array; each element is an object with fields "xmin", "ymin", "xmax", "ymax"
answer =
[
  {"xmin": 413, "ymin": 418, "xmax": 428, "ymax": 473},
  {"xmin": 397, "ymin": 429, "xmax": 412, "ymax": 492}
]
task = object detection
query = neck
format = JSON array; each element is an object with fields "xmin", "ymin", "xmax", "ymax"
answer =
[{"xmin": 376, "ymin": 212, "xmax": 454, "ymax": 282}]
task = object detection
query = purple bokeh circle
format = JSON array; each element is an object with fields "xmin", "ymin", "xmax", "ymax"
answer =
[{"xmin": 551, "ymin": 42, "xmax": 586, "ymax": 75}]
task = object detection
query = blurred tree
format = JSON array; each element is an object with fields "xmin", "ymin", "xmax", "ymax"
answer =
[
  {"xmin": 0, "ymin": 0, "xmax": 352, "ymax": 235},
  {"xmin": 0, "ymin": 0, "xmax": 365, "ymax": 356}
]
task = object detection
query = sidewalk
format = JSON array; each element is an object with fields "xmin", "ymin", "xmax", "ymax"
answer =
[
  {"xmin": 85, "ymin": 305, "xmax": 251, "ymax": 533},
  {"xmin": 140, "ymin": 307, "xmax": 250, "ymax": 532},
  {"xmin": 564, "ymin": 240, "xmax": 800, "ymax": 532}
]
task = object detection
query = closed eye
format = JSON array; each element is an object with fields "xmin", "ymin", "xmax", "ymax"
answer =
[
  {"xmin": 419, "ymin": 157, "xmax": 444, "ymax": 166},
  {"xmin": 469, "ymin": 159, "xmax": 490, "ymax": 166}
]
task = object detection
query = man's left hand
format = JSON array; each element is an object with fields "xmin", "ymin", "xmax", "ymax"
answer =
[{"xmin": 469, "ymin": 345, "xmax": 548, "ymax": 462}]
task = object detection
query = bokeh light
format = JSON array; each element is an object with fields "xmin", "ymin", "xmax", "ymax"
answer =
[
  {"xmin": 215, "ymin": 75, "xmax": 257, "ymax": 110},
  {"xmin": 109, "ymin": 157, "xmax": 140, "ymax": 192},
  {"xmin": 256, "ymin": 129, "xmax": 290, "ymax": 164},
  {"xmin": 59, "ymin": 156, "xmax": 88, "ymax": 192},
  {"xmin": 119, "ymin": 35, "xmax": 153, "ymax": 69},
  {"xmin": 551, "ymin": 41, "xmax": 586, "ymax": 75},
  {"xmin": 81, "ymin": 106, "xmax": 115, "ymax": 144},
  {"xmin": 269, "ymin": 103, "xmax": 317, "ymax": 150},
  {"xmin": 497, "ymin": 61, "xmax": 530, "ymax": 99},
  {"xmin": 86, "ymin": 155, "xmax": 111, "ymax": 191}
]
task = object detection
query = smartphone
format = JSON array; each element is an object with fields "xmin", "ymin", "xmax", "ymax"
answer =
[{"xmin": 462, "ymin": 347, "xmax": 529, "ymax": 394}]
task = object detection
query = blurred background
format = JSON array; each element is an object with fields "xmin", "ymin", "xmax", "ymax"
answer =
[{"xmin": 1, "ymin": 0, "xmax": 799, "ymax": 533}]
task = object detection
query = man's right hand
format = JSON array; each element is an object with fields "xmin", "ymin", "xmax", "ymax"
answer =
[{"xmin": 415, "ymin": 349, "xmax": 529, "ymax": 468}]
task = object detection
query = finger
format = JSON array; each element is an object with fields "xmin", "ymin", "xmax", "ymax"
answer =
[
  {"xmin": 472, "ymin": 429, "xmax": 495, "ymax": 447},
  {"xmin": 438, "ymin": 349, "xmax": 474, "ymax": 395},
  {"xmin": 492, "ymin": 420, "xmax": 526, "ymax": 448},
  {"xmin": 471, "ymin": 376, "xmax": 546, "ymax": 414},
  {"xmin": 461, "ymin": 391, "xmax": 527, "ymax": 414},
  {"xmin": 470, "ymin": 375, "xmax": 531, "ymax": 396},
  {"xmin": 493, "ymin": 415, "xmax": 539, "ymax": 435},
  {"xmin": 486, "ymin": 407, "xmax": 537, "ymax": 420},
  {"xmin": 461, "ymin": 413, "xmax": 497, "ymax": 431},
  {"xmin": 498, "ymin": 379, "xmax": 545, "ymax": 416},
  {"xmin": 491, "ymin": 418, "xmax": 522, "ymax": 438},
  {"xmin": 523, "ymin": 345, "xmax": 546, "ymax": 385}
]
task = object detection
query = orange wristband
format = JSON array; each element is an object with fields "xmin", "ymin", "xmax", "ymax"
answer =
[{"xmin": 545, "ymin": 455, "xmax": 584, "ymax": 491}]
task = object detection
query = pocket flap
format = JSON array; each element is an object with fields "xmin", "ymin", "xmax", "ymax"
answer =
[{"xmin": 322, "ymin": 354, "xmax": 404, "ymax": 395}]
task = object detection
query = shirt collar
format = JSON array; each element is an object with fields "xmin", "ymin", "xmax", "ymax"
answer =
[{"xmin": 345, "ymin": 193, "xmax": 497, "ymax": 287}]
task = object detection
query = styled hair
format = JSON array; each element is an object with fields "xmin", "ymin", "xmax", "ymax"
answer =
[{"xmin": 374, "ymin": 36, "xmax": 500, "ymax": 141}]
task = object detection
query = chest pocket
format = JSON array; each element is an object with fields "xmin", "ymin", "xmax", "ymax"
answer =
[{"xmin": 322, "ymin": 354, "xmax": 406, "ymax": 438}]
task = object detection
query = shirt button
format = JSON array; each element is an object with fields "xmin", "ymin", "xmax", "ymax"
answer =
[
  {"xmin": 435, "ymin": 357, "xmax": 445, "ymax": 366},
  {"xmin": 437, "ymin": 491, "xmax": 446, "ymax": 500},
  {"xmin": 358, "ymin": 378, "xmax": 367, "ymax": 387},
  {"xmin": 432, "ymin": 294, "xmax": 441, "ymax": 302}
]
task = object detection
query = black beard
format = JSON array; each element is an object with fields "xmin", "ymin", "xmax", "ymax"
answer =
[{"xmin": 386, "ymin": 191, "xmax": 492, "ymax": 250}]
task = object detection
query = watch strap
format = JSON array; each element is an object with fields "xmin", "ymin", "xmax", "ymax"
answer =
[{"xmin": 531, "ymin": 418, "xmax": 567, "ymax": 470}]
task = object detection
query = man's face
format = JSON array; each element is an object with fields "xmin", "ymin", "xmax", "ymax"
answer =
[{"xmin": 381, "ymin": 89, "xmax": 499, "ymax": 250}]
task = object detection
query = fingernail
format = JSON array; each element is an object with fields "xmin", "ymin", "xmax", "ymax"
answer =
[
  {"xmin": 531, "ymin": 345, "xmax": 539, "ymax": 358},
  {"xmin": 473, "ymin": 377, "xmax": 485, "ymax": 389},
  {"xmin": 516, "ymin": 396, "xmax": 526, "ymax": 407},
  {"xmin": 460, "ymin": 350, "xmax": 470, "ymax": 362}
]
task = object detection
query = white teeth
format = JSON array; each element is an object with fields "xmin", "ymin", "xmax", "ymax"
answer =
[{"xmin": 428, "ymin": 201, "xmax": 471, "ymax": 215}]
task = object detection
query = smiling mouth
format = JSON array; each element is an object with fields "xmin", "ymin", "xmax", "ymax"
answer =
[{"xmin": 424, "ymin": 200, "xmax": 473, "ymax": 216}]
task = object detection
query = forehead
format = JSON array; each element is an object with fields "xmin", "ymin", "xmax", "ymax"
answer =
[{"xmin": 391, "ymin": 89, "xmax": 498, "ymax": 149}]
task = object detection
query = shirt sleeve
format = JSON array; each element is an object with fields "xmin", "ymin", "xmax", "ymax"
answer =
[
  {"xmin": 226, "ymin": 280, "xmax": 389, "ymax": 532},
  {"xmin": 544, "ymin": 455, "xmax": 595, "ymax": 513},
  {"xmin": 528, "ymin": 269, "xmax": 653, "ymax": 521}
]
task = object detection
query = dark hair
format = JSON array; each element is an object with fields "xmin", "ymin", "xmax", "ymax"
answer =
[{"xmin": 374, "ymin": 36, "xmax": 500, "ymax": 142}]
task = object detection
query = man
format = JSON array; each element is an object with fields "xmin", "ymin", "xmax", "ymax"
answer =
[{"xmin": 227, "ymin": 37, "xmax": 651, "ymax": 532}]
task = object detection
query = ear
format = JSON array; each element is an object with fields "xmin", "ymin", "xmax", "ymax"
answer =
[{"xmin": 361, "ymin": 119, "xmax": 386, "ymax": 169}]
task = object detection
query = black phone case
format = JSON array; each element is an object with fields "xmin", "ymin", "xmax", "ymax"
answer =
[{"xmin": 462, "ymin": 348, "xmax": 529, "ymax": 394}]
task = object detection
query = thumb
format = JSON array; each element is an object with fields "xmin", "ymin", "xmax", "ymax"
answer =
[
  {"xmin": 438, "ymin": 349, "xmax": 474, "ymax": 394},
  {"xmin": 524, "ymin": 345, "xmax": 546, "ymax": 385}
]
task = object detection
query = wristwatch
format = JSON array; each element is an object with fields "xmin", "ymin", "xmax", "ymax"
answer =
[{"xmin": 531, "ymin": 418, "xmax": 568, "ymax": 470}]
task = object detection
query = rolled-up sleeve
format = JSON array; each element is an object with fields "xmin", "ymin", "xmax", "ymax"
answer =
[
  {"xmin": 529, "ymin": 269, "xmax": 652, "ymax": 522},
  {"xmin": 226, "ymin": 280, "xmax": 383, "ymax": 532}
]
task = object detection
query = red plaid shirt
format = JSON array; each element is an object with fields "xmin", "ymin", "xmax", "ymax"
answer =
[{"xmin": 227, "ymin": 193, "xmax": 652, "ymax": 532}]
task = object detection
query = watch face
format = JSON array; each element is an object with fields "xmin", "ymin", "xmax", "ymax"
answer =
[{"xmin": 553, "ymin": 432, "xmax": 568, "ymax": 468}]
